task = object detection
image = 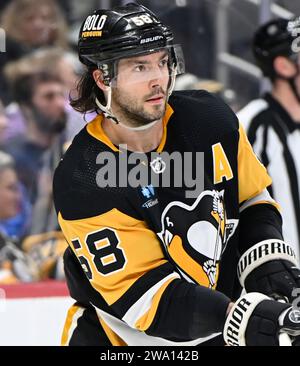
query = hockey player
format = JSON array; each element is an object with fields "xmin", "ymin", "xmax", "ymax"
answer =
[
  {"xmin": 53, "ymin": 3, "xmax": 300, "ymax": 346},
  {"xmin": 238, "ymin": 17, "xmax": 300, "ymax": 261}
]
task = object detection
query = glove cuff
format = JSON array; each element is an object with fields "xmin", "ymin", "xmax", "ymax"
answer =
[
  {"xmin": 237, "ymin": 240, "xmax": 298, "ymax": 287},
  {"xmin": 223, "ymin": 292, "xmax": 270, "ymax": 346}
]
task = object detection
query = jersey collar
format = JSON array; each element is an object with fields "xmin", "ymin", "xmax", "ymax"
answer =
[{"xmin": 86, "ymin": 104, "xmax": 174, "ymax": 152}]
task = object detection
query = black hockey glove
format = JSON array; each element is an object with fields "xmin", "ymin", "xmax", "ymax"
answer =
[
  {"xmin": 224, "ymin": 293, "xmax": 300, "ymax": 346},
  {"xmin": 237, "ymin": 240, "xmax": 300, "ymax": 302}
]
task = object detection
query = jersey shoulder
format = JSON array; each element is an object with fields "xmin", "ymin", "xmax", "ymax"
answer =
[
  {"xmin": 53, "ymin": 126, "xmax": 137, "ymax": 221},
  {"xmin": 168, "ymin": 90, "xmax": 239, "ymax": 142}
]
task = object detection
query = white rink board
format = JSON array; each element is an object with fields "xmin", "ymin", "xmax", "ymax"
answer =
[{"xmin": 0, "ymin": 292, "xmax": 73, "ymax": 345}]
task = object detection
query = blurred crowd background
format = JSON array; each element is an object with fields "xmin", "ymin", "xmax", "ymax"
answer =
[{"xmin": 0, "ymin": 0, "xmax": 298, "ymax": 284}]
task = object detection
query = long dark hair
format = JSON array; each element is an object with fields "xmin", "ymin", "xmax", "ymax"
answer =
[{"xmin": 70, "ymin": 66, "xmax": 106, "ymax": 115}]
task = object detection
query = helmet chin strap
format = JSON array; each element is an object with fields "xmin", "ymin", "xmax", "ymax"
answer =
[
  {"xmin": 95, "ymin": 93, "xmax": 161, "ymax": 131},
  {"xmin": 95, "ymin": 87, "xmax": 119, "ymax": 124},
  {"xmin": 122, "ymin": 120, "xmax": 160, "ymax": 131}
]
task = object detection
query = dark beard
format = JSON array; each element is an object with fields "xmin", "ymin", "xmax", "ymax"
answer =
[
  {"xmin": 112, "ymin": 87, "xmax": 167, "ymax": 128},
  {"xmin": 118, "ymin": 104, "xmax": 166, "ymax": 127}
]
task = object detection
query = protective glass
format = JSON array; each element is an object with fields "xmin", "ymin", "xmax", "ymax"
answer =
[{"xmin": 102, "ymin": 44, "xmax": 185, "ymax": 87}]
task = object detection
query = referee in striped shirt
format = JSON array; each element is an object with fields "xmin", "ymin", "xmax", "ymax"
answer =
[{"xmin": 238, "ymin": 17, "xmax": 300, "ymax": 262}]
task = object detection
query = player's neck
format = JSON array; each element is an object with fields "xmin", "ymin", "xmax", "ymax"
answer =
[
  {"xmin": 272, "ymin": 80, "xmax": 300, "ymax": 123},
  {"xmin": 102, "ymin": 117, "xmax": 164, "ymax": 152}
]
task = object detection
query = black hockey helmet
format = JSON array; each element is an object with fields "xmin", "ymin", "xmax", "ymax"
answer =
[
  {"xmin": 253, "ymin": 17, "xmax": 300, "ymax": 78},
  {"xmin": 78, "ymin": 2, "xmax": 184, "ymax": 83}
]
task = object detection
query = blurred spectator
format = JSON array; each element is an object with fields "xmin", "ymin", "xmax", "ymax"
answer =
[
  {"xmin": 0, "ymin": 0, "xmax": 69, "ymax": 105},
  {"xmin": 0, "ymin": 152, "xmax": 21, "ymax": 228},
  {"xmin": 2, "ymin": 50, "xmax": 86, "ymax": 267},
  {"xmin": 0, "ymin": 151, "xmax": 31, "ymax": 239},
  {"xmin": 0, "ymin": 144, "xmax": 65, "ymax": 284},
  {"xmin": 0, "ymin": 151, "xmax": 32, "ymax": 283},
  {"xmin": 4, "ymin": 47, "xmax": 82, "ymax": 96},
  {"xmin": 1, "ymin": 0, "xmax": 68, "ymax": 48},
  {"xmin": 4, "ymin": 48, "xmax": 86, "ymax": 142},
  {"xmin": 3, "ymin": 72, "xmax": 67, "ymax": 203}
]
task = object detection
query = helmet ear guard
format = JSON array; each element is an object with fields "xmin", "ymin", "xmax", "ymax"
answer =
[{"xmin": 97, "ymin": 63, "xmax": 113, "ymax": 87}]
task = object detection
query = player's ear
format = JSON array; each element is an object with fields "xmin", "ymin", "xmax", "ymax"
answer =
[{"xmin": 93, "ymin": 69, "xmax": 109, "ymax": 91}]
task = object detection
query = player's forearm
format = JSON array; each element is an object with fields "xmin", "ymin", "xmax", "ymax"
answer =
[
  {"xmin": 238, "ymin": 203, "xmax": 283, "ymax": 255},
  {"xmin": 145, "ymin": 279, "xmax": 231, "ymax": 341}
]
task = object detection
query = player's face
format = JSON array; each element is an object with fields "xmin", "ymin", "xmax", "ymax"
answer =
[{"xmin": 111, "ymin": 50, "xmax": 170, "ymax": 128}]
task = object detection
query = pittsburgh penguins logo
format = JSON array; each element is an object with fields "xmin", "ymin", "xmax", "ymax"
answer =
[
  {"xmin": 158, "ymin": 190, "xmax": 238, "ymax": 288},
  {"xmin": 150, "ymin": 157, "xmax": 166, "ymax": 174}
]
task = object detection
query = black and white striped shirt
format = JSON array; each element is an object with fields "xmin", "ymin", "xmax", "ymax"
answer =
[{"xmin": 237, "ymin": 93, "xmax": 300, "ymax": 261}]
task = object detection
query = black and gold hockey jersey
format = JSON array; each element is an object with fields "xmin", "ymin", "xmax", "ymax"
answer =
[{"xmin": 53, "ymin": 90, "xmax": 283, "ymax": 346}]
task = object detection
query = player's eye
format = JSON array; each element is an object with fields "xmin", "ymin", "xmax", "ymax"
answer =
[
  {"xmin": 134, "ymin": 64, "xmax": 146, "ymax": 72},
  {"xmin": 159, "ymin": 59, "xmax": 169, "ymax": 68}
]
